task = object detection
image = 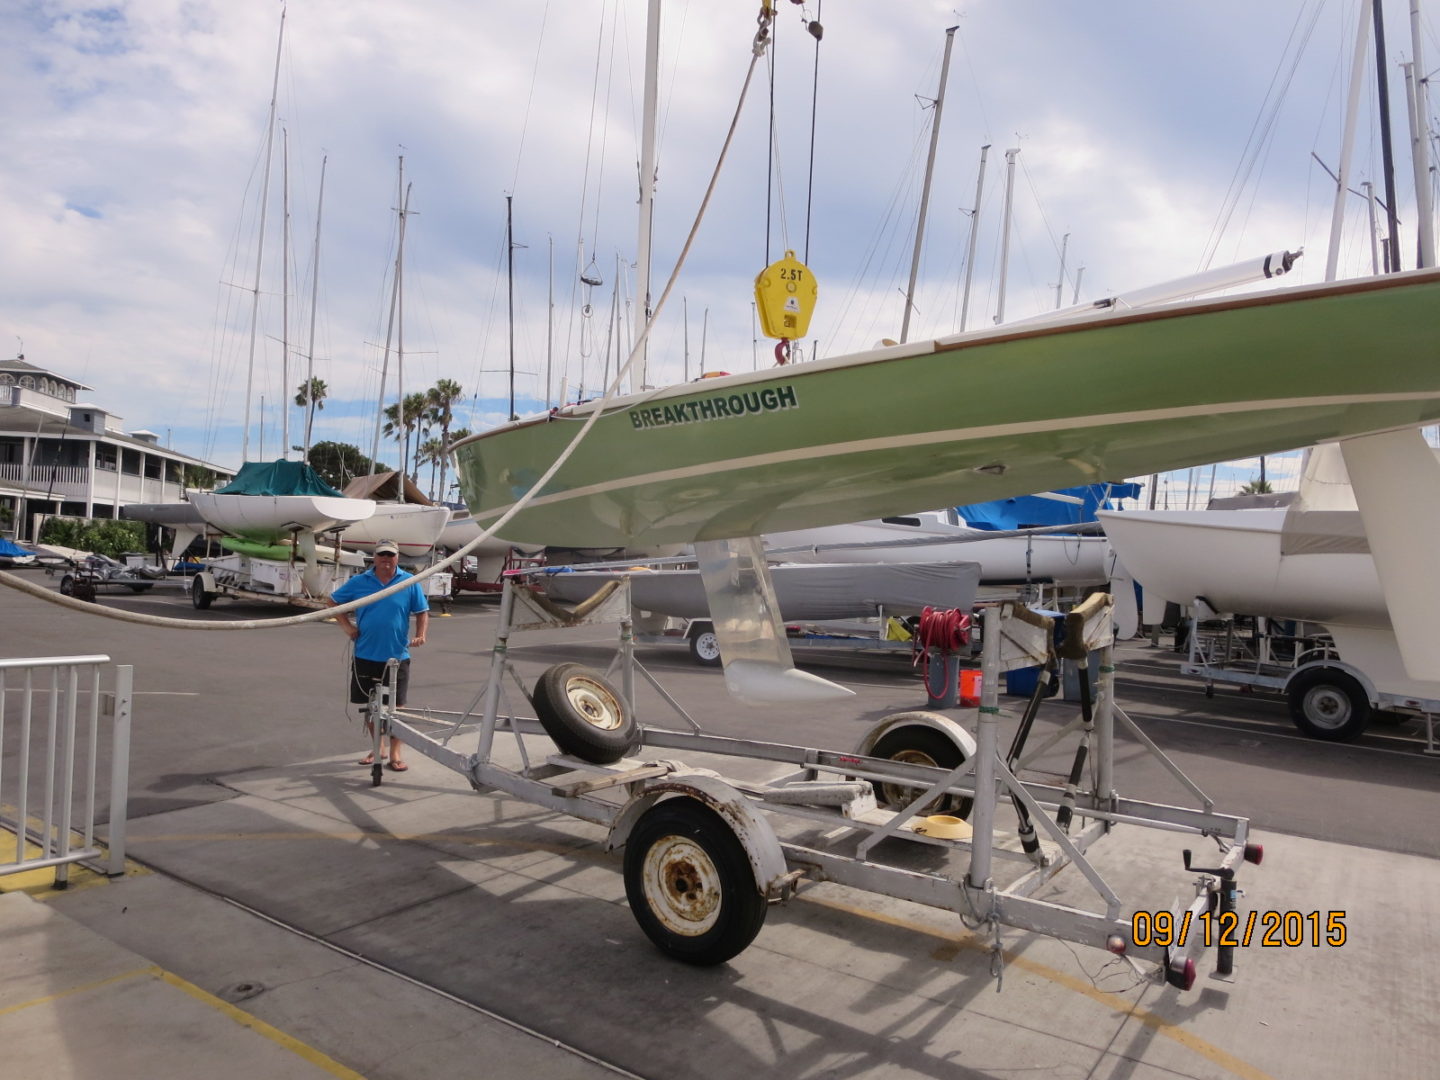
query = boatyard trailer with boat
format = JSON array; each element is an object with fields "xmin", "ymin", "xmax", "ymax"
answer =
[
  {"xmin": 370, "ymin": 577, "xmax": 1261, "ymax": 988},
  {"xmin": 1182, "ymin": 610, "xmax": 1440, "ymax": 749}
]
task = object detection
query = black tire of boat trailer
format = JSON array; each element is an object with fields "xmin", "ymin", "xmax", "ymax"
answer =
[
  {"xmin": 531, "ymin": 663, "xmax": 639, "ymax": 764},
  {"xmin": 1287, "ymin": 668, "xmax": 1370, "ymax": 741},
  {"xmin": 870, "ymin": 723, "xmax": 973, "ymax": 819},
  {"xmin": 128, "ymin": 583, "xmax": 153, "ymax": 593},
  {"xmin": 191, "ymin": 583, "xmax": 214, "ymax": 610},
  {"xmin": 59, "ymin": 574, "xmax": 75, "ymax": 596},
  {"xmin": 623, "ymin": 797, "xmax": 767, "ymax": 966},
  {"xmin": 688, "ymin": 623, "xmax": 722, "ymax": 667}
]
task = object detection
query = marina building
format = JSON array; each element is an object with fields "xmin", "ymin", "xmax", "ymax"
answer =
[{"xmin": 0, "ymin": 355, "xmax": 233, "ymax": 540}]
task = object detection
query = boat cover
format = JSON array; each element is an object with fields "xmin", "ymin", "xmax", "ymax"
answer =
[
  {"xmin": 216, "ymin": 460, "xmax": 344, "ymax": 498},
  {"xmin": 545, "ymin": 560, "xmax": 982, "ymax": 620},
  {"xmin": 958, "ymin": 482, "xmax": 1143, "ymax": 531},
  {"xmin": 0, "ymin": 538, "xmax": 32, "ymax": 557},
  {"xmin": 341, "ymin": 470, "xmax": 434, "ymax": 504}
]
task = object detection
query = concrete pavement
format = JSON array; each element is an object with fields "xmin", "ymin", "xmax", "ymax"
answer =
[{"xmin": 4, "ymin": 585, "xmax": 1440, "ymax": 1078}]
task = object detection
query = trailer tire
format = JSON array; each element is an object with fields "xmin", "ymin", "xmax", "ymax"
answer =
[
  {"xmin": 531, "ymin": 663, "xmax": 638, "ymax": 764},
  {"xmin": 688, "ymin": 623, "xmax": 722, "ymax": 667},
  {"xmin": 624, "ymin": 797, "xmax": 767, "ymax": 966},
  {"xmin": 1288, "ymin": 668, "xmax": 1369, "ymax": 741},
  {"xmin": 191, "ymin": 582, "xmax": 214, "ymax": 610},
  {"xmin": 128, "ymin": 583, "xmax": 154, "ymax": 593},
  {"xmin": 59, "ymin": 574, "xmax": 76, "ymax": 596},
  {"xmin": 870, "ymin": 724, "xmax": 973, "ymax": 819}
]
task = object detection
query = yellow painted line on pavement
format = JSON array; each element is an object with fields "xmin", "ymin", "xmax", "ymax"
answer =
[
  {"xmin": 0, "ymin": 823, "xmax": 148, "ymax": 898},
  {"xmin": 0, "ymin": 964, "xmax": 155, "ymax": 1018},
  {"xmin": 155, "ymin": 967, "xmax": 370, "ymax": 1080},
  {"xmin": 800, "ymin": 893, "xmax": 1276, "ymax": 1080},
  {"xmin": 0, "ymin": 963, "xmax": 367, "ymax": 1079}
]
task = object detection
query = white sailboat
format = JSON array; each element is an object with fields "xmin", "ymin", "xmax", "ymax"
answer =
[{"xmin": 764, "ymin": 510, "xmax": 1113, "ymax": 587}]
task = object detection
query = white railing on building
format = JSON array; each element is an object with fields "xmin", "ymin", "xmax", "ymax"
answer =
[
  {"xmin": 0, "ymin": 463, "xmax": 92, "ymax": 487},
  {"xmin": 0, "ymin": 655, "xmax": 132, "ymax": 885}
]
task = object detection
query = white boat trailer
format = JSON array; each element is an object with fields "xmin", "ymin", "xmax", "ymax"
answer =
[{"xmin": 376, "ymin": 579, "xmax": 1261, "ymax": 987}]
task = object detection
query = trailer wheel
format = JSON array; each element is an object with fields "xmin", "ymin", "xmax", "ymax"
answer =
[
  {"xmin": 1288, "ymin": 668, "xmax": 1370, "ymax": 741},
  {"xmin": 624, "ymin": 797, "xmax": 767, "ymax": 966},
  {"xmin": 128, "ymin": 583, "xmax": 154, "ymax": 593},
  {"xmin": 531, "ymin": 663, "xmax": 638, "ymax": 764},
  {"xmin": 870, "ymin": 725, "xmax": 973, "ymax": 819},
  {"xmin": 688, "ymin": 623, "xmax": 722, "ymax": 667},
  {"xmin": 59, "ymin": 574, "xmax": 76, "ymax": 596},
  {"xmin": 191, "ymin": 582, "xmax": 214, "ymax": 610}
]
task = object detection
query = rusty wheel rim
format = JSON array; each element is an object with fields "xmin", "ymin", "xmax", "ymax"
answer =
[
  {"xmin": 640, "ymin": 833, "xmax": 721, "ymax": 936},
  {"xmin": 563, "ymin": 675, "xmax": 624, "ymax": 731}
]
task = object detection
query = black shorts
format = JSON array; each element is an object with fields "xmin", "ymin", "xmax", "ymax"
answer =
[{"xmin": 350, "ymin": 656, "xmax": 410, "ymax": 707}]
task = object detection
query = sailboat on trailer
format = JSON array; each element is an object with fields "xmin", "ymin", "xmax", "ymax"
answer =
[{"xmin": 451, "ymin": 4, "xmax": 1440, "ymax": 703}]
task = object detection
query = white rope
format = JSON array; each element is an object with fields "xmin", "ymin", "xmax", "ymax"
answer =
[{"xmin": 0, "ymin": 12, "xmax": 775, "ymax": 634}]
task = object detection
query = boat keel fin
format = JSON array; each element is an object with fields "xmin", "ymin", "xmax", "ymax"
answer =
[
  {"xmin": 694, "ymin": 536, "xmax": 854, "ymax": 705},
  {"xmin": 1341, "ymin": 429, "xmax": 1440, "ymax": 681},
  {"xmin": 723, "ymin": 660, "xmax": 856, "ymax": 705}
]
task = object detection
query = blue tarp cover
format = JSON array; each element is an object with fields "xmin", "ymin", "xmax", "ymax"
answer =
[
  {"xmin": 0, "ymin": 538, "xmax": 32, "ymax": 557},
  {"xmin": 957, "ymin": 482, "xmax": 1143, "ymax": 531},
  {"xmin": 215, "ymin": 460, "xmax": 344, "ymax": 498}
]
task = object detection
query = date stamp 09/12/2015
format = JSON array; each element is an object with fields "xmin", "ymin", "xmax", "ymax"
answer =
[{"xmin": 1130, "ymin": 909, "xmax": 1347, "ymax": 949}]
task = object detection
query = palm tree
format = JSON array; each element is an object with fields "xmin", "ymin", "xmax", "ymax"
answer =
[
  {"xmin": 426, "ymin": 378, "xmax": 464, "ymax": 505},
  {"xmin": 381, "ymin": 391, "xmax": 431, "ymax": 485},
  {"xmin": 294, "ymin": 377, "xmax": 328, "ymax": 458},
  {"xmin": 415, "ymin": 437, "xmax": 446, "ymax": 500},
  {"xmin": 442, "ymin": 427, "xmax": 471, "ymax": 503},
  {"xmin": 1239, "ymin": 477, "xmax": 1274, "ymax": 495}
]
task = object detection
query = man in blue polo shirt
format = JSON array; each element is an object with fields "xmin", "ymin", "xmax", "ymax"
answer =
[{"xmin": 327, "ymin": 539, "xmax": 429, "ymax": 771}]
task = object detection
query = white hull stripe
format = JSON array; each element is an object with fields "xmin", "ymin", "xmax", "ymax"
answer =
[{"xmin": 473, "ymin": 390, "xmax": 1440, "ymax": 524}]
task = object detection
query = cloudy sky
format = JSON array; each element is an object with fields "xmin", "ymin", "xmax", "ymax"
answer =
[{"xmin": 4, "ymin": 1, "xmax": 1436, "ymax": 502}]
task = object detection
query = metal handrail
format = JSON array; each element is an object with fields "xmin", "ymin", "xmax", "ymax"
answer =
[{"xmin": 0, "ymin": 655, "xmax": 132, "ymax": 884}]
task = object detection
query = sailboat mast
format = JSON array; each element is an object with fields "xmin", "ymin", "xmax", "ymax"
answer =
[
  {"xmin": 242, "ymin": 5, "xmax": 285, "ymax": 462},
  {"xmin": 1406, "ymin": 0, "xmax": 1435, "ymax": 268},
  {"xmin": 281, "ymin": 128, "xmax": 291, "ymax": 460},
  {"xmin": 958, "ymin": 144, "xmax": 990, "ymax": 333},
  {"xmin": 1055, "ymin": 232, "xmax": 1069, "ymax": 310},
  {"xmin": 1372, "ymin": 0, "xmax": 1403, "ymax": 271},
  {"xmin": 1325, "ymin": 0, "xmax": 1372, "ymax": 282},
  {"xmin": 507, "ymin": 194, "xmax": 517, "ymax": 420},
  {"xmin": 900, "ymin": 25, "xmax": 958, "ymax": 345},
  {"xmin": 634, "ymin": 0, "xmax": 661, "ymax": 392},
  {"xmin": 994, "ymin": 148, "xmax": 1020, "ymax": 323},
  {"xmin": 370, "ymin": 156, "xmax": 405, "ymax": 473},
  {"xmin": 302, "ymin": 155, "xmax": 327, "ymax": 459},
  {"xmin": 546, "ymin": 235, "xmax": 554, "ymax": 409},
  {"xmin": 395, "ymin": 180, "xmax": 410, "ymax": 485}
]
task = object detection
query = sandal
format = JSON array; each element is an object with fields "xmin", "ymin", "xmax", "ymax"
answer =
[
  {"xmin": 386, "ymin": 760, "xmax": 409, "ymax": 772},
  {"xmin": 357, "ymin": 754, "xmax": 386, "ymax": 766}
]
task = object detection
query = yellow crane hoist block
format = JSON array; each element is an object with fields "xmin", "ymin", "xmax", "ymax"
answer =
[{"xmin": 754, "ymin": 250, "xmax": 817, "ymax": 340}]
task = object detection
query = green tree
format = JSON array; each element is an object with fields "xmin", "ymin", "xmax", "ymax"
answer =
[
  {"xmin": 38, "ymin": 517, "xmax": 147, "ymax": 559},
  {"xmin": 382, "ymin": 391, "xmax": 430, "ymax": 485},
  {"xmin": 1239, "ymin": 478, "xmax": 1274, "ymax": 495},
  {"xmin": 440, "ymin": 426, "xmax": 472, "ymax": 503},
  {"xmin": 415, "ymin": 437, "xmax": 445, "ymax": 500},
  {"xmin": 308, "ymin": 441, "xmax": 388, "ymax": 490},
  {"xmin": 294, "ymin": 377, "xmax": 328, "ymax": 455},
  {"xmin": 426, "ymin": 378, "xmax": 464, "ymax": 506},
  {"xmin": 181, "ymin": 464, "xmax": 218, "ymax": 490}
]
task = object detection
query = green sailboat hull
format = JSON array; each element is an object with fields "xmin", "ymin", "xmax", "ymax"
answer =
[{"xmin": 452, "ymin": 269, "xmax": 1440, "ymax": 549}]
